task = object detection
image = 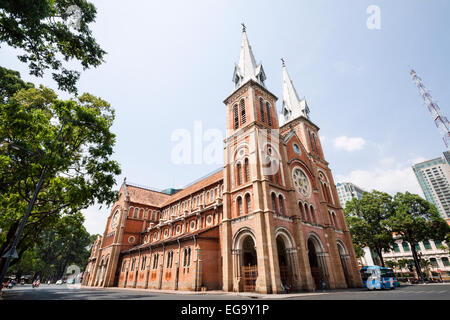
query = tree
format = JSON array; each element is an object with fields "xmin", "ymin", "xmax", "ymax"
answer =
[
  {"xmin": 385, "ymin": 260, "xmax": 398, "ymax": 270},
  {"xmin": 0, "ymin": 75, "xmax": 121, "ymax": 275},
  {"xmin": 0, "ymin": 66, "xmax": 34, "ymax": 103},
  {"xmin": 8, "ymin": 212, "xmax": 97, "ymax": 281},
  {"xmin": 0, "ymin": 0, "xmax": 106, "ymax": 93},
  {"xmin": 387, "ymin": 192, "xmax": 450, "ymax": 280},
  {"xmin": 344, "ymin": 190, "xmax": 395, "ymax": 267}
]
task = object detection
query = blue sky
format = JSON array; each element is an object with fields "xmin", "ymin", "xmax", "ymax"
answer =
[{"xmin": 1, "ymin": 0, "xmax": 449, "ymax": 234}]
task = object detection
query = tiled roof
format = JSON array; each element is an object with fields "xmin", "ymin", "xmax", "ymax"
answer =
[
  {"xmin": 161, "ymin": 169, "xmax": 223, "ymax": 206},
  {"xmin": 124, "ymin": 169, "xmax": 224, "ymax": 208},
  {"xmin": 125, "ymin": 185, "xmax": 171, "ymax": 207}
]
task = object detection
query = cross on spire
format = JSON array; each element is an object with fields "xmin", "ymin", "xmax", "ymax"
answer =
[
  {"xmin": 241, "ymin": 23, "xmax": 246, "ymax": 32},
  {"xmin": 281, "ymin": 58, "xmax": 285, "ymax": 66}
]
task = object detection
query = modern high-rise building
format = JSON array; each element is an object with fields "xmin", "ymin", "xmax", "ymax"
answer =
[
  {"xmin": 336, "ymin": 182, "xmax": 366, "ymax": 209},
  {"xmin": 412, "ymin": 152, "xmax": 450, "ymax": 219}
]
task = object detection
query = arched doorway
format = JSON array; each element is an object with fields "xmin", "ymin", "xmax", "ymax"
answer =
[
  {"xmin": 307, "ymin": 236, "xmax": 328, "ymax": 290},
  {"xmin": 276, "ymin": 235, "xmax": 294, "ymax": 288},
  {"xmin": 241, "ymin": 236, "xmax": 257, "ymax": 292},
  {"xmin": 337, "ymin": 242, "xmax": 351, "ymax": 287}
]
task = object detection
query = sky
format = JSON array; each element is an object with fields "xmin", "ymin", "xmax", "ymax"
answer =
[{"xmin": 1, "ymin": 0, "xmax": 449, "ymax": 235}]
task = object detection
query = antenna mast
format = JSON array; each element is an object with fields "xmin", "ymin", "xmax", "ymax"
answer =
[{"xmin": 411, "ymin": 69, "xmax": 450, "ymax": 148}]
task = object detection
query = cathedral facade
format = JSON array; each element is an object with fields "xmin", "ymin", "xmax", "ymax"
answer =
[{"xmin": 82, "ymin": 28, "xmax": 362, "ymax": 293}]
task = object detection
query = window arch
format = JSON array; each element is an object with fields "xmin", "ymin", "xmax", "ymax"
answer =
[
  {"xmin": 237, "ymin": 197, "xmax": 243, "ymax": 216},
  {"xmin": 244, "ymin": 158, "xmax": 250, "ymax": 182},
  {"xmin": 402, "ymin": 242, "xmax": 410, "ymax": 252},
  {"xmin": 240, "ymin": 99, "xmax": 246, "ymax": 124},
  {"xmin": 278, "ymin": 195, "xmax": 284, "ymax": 214},
  {"xmin": 266, "ymin": 102, "xmax": 272, "ymax": 126},
  {"xmin": 304, "ymin": 203, "xmax": 310, "ymax": 222},
  {"xmin": 183, "ymin": 247, "xmax": 192, "ymax": 273},
  {"xmin": 236, "ymin": 162, "xmax": 242, "ymax": 185},
  {"xmin": 166, "ymin": 251, "xmax": 174, "ymax": 268},
  {"xmin": 233, "ymin": 104, "xmax": 239, "ymax": 129},
  {"xmin": 259, "ymin": 97, "xmax": 265, "ymax": 123},
  {"xmin": 299, "ymin": 202, "xmax": 305, "ymax": 220},
  {"xmin": 310, "ymin": 205, "xmax": 316, "ymax": 224},
  {"xmin": 152, "ymin": 254, "xmax": 159, "ymax": 269},
  {"xmin": 271, "ymin": 193, "xmax": 277, "ymax": 213},
  {"xmin": 245, "ymin": 193, "xmax": 251, "ymax": 214},
  {"xmin": 141, "ymin": 255, "xmax": 147, "ymax": 270}
]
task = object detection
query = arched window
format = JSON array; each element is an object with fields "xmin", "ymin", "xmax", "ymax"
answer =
[
  {"xmin": 236, "ymin": 162, "xmax": 242, "ymax": 185},
  {"xmin": 259, "ymin": 98, "xmax": 265, "ymax": 123},
  {"xmin": 245, "ymin": 194, "xmax": 251, "ymax": 214},
  {"xmin": 308, "ymin": 130, "xmax": 315, "ymax": 153},
  {"xmin": 244, "ymin": 158, "xmax": 250, "ymax": 182},
  {"xmin": 271, "ymin": 193, "xmax": 277, "ymax": 213},
  {"xmin": 141, "ymin": 256, "xmax": 147, "ymax": 270},
  {"xmin": 167, "ymin": 251, "xmax": 173, "ymax": 268},
  {"xmin": 233, "ymin": 104, "xmax": 239, "ymax": 129},
  {"xmin": 331, "ymin": 212, "xmax": 338, "ymax": 228},
  {"xmin": 312, "ymin": 133, "xmax": 318, "ymax": 153},
  {"xmin": 131, "ymin": 258, "xmax": 136, "ymax": 271},
  {"xmin": 310, "ymin": 205, "xmax": 316, "ymax": 224},
  {"xmin": 240, "ymin": 99, "xmax": 246, "ymax": 124},
  {"xmin": 134, "ymin": 208, "xmax": 138, "ymax": 219},
  {"xmin": 278, "ymin": 195, "xmax": 284, "ymax": 214},
  {"xmin": 304, "ymin": 203, "xmax": 309, "ymax": 222},
  {"xmin": 152, "ymin": 254, "xmax": 159, "ymax": 269},
  {"xmin": 299, "ymin": 202, "xmax": 305, "ymax": 220},
  {"xmin": 393, "ymin": 243, "xmax": 400, "ymax": 253},
  {"xmin": 237, "ymin": 197, "xmax": 243, "ymax": 216},
  {"xmin": 183, "ymin": 247, "xmax": 191, "ymax": 273},
  {"xmin": 402, "ymin": 242, "xmax": 410, "ymax": 252},
  {"xmin": 266, "ymin": 102, "xmax": 272, "ymax": 126}
]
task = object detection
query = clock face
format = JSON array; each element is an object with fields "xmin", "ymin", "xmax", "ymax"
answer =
[
  {"xmin": 111, "ymin": 211, "xmax": 119, "ymax": 230},
  {"xmin": 292, "ymin": 168, "xmax": 311, "ymax": 197}
]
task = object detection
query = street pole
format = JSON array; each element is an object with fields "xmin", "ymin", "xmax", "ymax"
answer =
[{"xmin": 0, "ymin": 120, "xmax": 66, "ymax": 286}]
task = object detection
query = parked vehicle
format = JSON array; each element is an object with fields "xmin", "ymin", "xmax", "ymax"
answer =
[
  {"xmin": 360, "ymin": 266, "xmax": 396, "ymax": 290},
  {"xmin": 55, "ymin": 279, "xmax": 63, "ymax": 285}
]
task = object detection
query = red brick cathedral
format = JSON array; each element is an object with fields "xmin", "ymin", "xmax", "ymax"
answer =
[{"xmin": 83, "ymin": 28, "xmax": 362, "ymax": 293}]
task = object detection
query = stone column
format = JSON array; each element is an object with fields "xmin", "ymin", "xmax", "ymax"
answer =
[{"xmin": 232, "ymin": 249, "xmax": 242, "ymax": 292}]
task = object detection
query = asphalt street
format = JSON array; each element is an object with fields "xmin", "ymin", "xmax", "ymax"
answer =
[{"xmin": 1, "ymin": 283, "xmax": 450, "ymax": 300}]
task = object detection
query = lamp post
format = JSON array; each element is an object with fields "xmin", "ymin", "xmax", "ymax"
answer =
[{"xmin": 0, "ymin": 120, "xmax": 66, "ymax": 285}]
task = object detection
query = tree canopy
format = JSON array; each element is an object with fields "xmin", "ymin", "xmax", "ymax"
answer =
[
  {"xmin": 344, "ymin": 190, "xmax": 395, "ymax": 267},
  {"xmin": 387, "ymin": 192, "xmax": 450, "ymax": 278},
  {"xmin": 0, "ymin": 68, "xmax": 120, "ymax": 274},
  {"xmin": 0, "ymin": 0, "xmax": 106, "ymax": 93},
  {"xmin": 7, "ymin": 212, "xmax": 98, "ymax": 281}
]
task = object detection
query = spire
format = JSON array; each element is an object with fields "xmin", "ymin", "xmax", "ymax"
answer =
[
  {"xmin": 280, "ymin": 60, "xmax": 310, "ymax": 126},
  {"xmin": 232, "ymin": 25, "xmax": 266, "ymax": 90}
]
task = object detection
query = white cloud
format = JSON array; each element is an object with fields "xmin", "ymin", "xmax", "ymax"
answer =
[
  {"xmin": 333, "ymin": 136, "xmax": 366, "ymax": 151},
  {"xmin": 336, "ymin": 157, "xmax": 425, "ymax": 196}
]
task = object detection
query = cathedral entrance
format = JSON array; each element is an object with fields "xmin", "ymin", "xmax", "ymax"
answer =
[
  {"xmin": 307, "ymin": 237, "xmax": 327, "ymax": 290},
  {"xmin": 338, "ymin": 242, "xmax": 351, "ymax": 288},
  {"xmin": 241, "ymin": 236, "xmax": 257, "ymax": 292},
  {"xmin": 276, "ymin": 236, "xmax": 293, "ymax": 288}
]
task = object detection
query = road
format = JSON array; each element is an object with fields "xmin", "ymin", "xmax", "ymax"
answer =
[{"xmin": 1, "ymin": 283, "xmax": 450, "ymax": 300}]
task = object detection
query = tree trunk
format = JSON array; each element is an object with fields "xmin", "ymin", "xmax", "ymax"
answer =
[
  {"xmin": 376, "ymin": 248, "xmax": 385, "ymax": 267},
  {"xmin": 410, "ymin": 243, "xmax": 422, "ymax": 280}
]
